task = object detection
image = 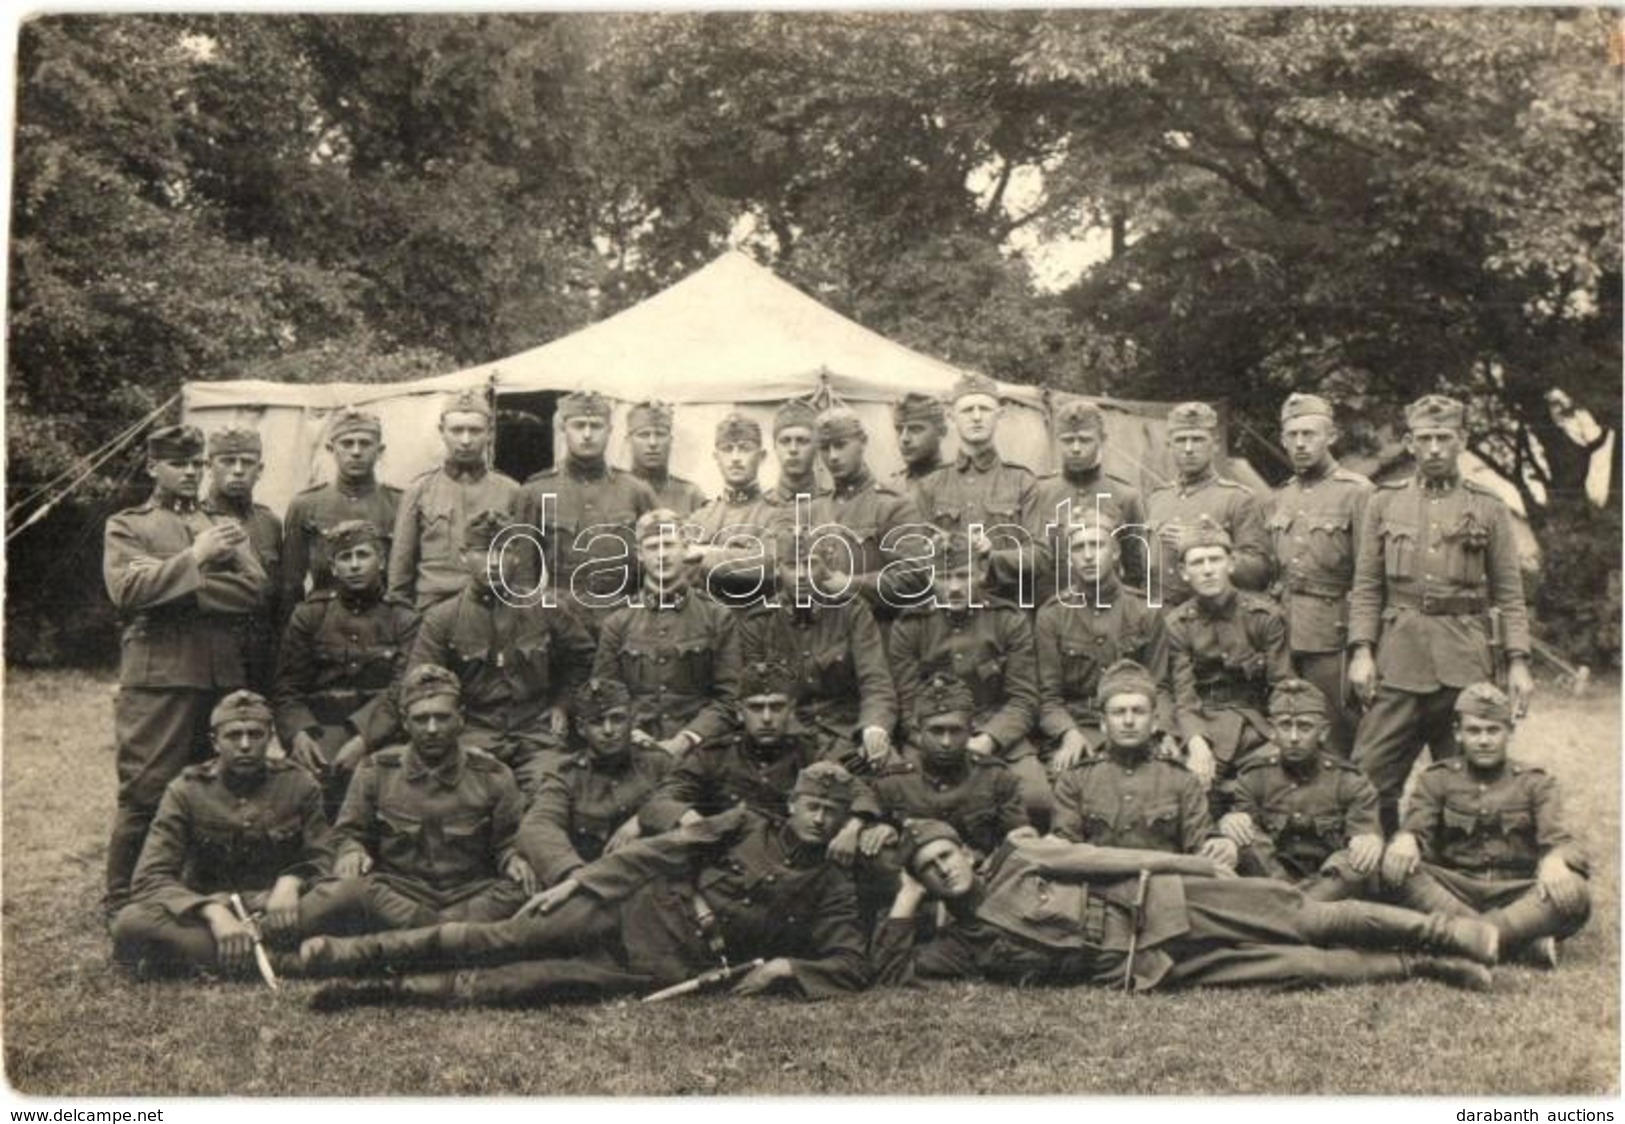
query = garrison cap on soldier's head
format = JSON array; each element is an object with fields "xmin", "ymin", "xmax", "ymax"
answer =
[
  {"xmin": 1269, "ymin": 678, "xmax": 1329, "ymax": 718},
  {"xmin": 1094, "ymin": 658, "xmax": 1160, "ymax": 708},
  {"xmin": 558, "ymin": 390, "xmax": 613, "ymax": 422},
  {"xmin": 714, "ymin": 412, "xmax": 763, "ymax": 448},
  {"xmin": 739, "ymin": 659, "xmax": 799, "ymax": 701},
  {"xmin": 790, "ymin": 761, "xmax": 857, "ymax": 805},
  {"xmin": 913, "ymin": 673, "xmax": 976, "ymax": 722},
  {"xmin": 892, "ymin": 392, "xmax": 947, "ymax": 427},
  {"xmin": 929, "ymin": 530, "xmax": 983, "ymax": 574},
  {"xmin": 206, "ymin": 427, "xmax": 262, "ymax": 458},
  {"xmin": 324, "ymin": 519, "xmax": 383, "ymax": 553},
  {"xmin": 571, "ymin": 677, "xmax": 633, "ymax": 722},
  {"xmin": 1056, "ymin": 399, "xmax": 1106, "ymax": 434},
  {"xmin": 1167, "ymin": 401, "xmax": 1220, "ymax": 433},
  {"xmin": 327, "ymin": 408, "xmax": 383, "ymax": 442},
  {"xmin": 400, "ymin": 664, "xmax": 462, "ymax": 709},
  {"xmin": 627, "ymin": 400, "xmax": 673, "ymax": 432},
  {"xmin": 209, "ymin": 689, "xmax": 273, "ymax": 729},
  {"xmin": 441, "ymin": 388, "xmax": 492, "ymax": 419},
  {"xmin": 1404, "ymin": 394, "xmax": 1466, "ymax": 432},
  {"xmin": 900, "ymin": 818, "xmax": 964, "ymax": 868},
  {"xmin": 774, "ymin": 399, "xmax": 819, "ymax": 437},
  {"xmin": 633, "ymin": 507, "xmax": 684, "ymax": 545},
  {"xmin": 1280, "ymin": 393, "xmax": 1334, "ymax": 423},
  {"xmin": 1178, "ymin": 515, "xmax": 1233, "ymax": 558},
  {"xmin": 949, "ymin": 372, "xmax": 1001, "ymax": 405},
  {"xmin": 815, "ymin": 406, "xmax": 866, "ymax": 444},
  {"xmin": 462, "ymin": 509, "xmax": 513, "ymax": 550},
  {"xmin": 147, "ymin": 425, "xmax": 206, "ymax": 461},
  {"xmin": 1066, "ymin": 510, "xmax": 1121, "ymax": 543},
  {"xmin": 1454, "ymin": 681, "xmax": 1514, "ymax": 724}
]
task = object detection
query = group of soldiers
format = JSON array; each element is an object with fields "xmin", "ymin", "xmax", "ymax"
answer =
[{"xmin": 100, "ymin": 373, "xmax": 1589, "ymax": 1004}]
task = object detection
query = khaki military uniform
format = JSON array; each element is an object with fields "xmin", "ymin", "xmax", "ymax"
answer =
[
  {"xmin": 870, "ymin": 750, "xmax": 1028, "ymax": 856},
  {"xmin": 200, "ymin": 493, "xmax": 283, "ymax": 694},
  {"xmin": 111, "ymin": 759, "xmax": 331, "ymax": 971},
  {"xmin": 281, "ymin": 478, "xmax": 402, "ymax": 609},
  {"xmin": 633, "ymin": 470, "xmax": 707, "ymax": 517},
  {"xmin": 1032, "ymin": 465, "xmax": 1150, "ymax": 598},
  {"xmin": 808, "ymin": 468, "xmax": 930, "ymax": 617},
  {"xmin": 1266, "ymin": 461, "xmax": 1372, "ymax": 755},
  {"xmin": 888, "ymin": 454, "xmax": 944, "ymax": 512},
  {"xmin": 1231, "ymin": 750, "xmax": 1381, "ymax": 895},
  {"xmin": 102, "ymin": 494, "xmax": 269, "ymax": 908},
  {"xmin": 517, "ymin": 747, "xmax": 672, "ymax": 886},
  {"xmin": 592, "ymin": 589, "xmax": 742, "ymax": 744},
  {"xmin": 1034, "ymin": 580, "xmax": 1171, "ymax": 756},
  {"xmin": 388, "ymin": 463, "xmax": 520, "ymax": 610},
  {"xmin": 917, "ymin": 448, "xmax": 1048, "ymax": 605},
  {"xmin": 1146, "ymin": 469, "xmax": 1271, "ymax": 606},
  {"xmin": 1051, "ymin": 746, "xmax": 1214, "ymax": 853},
  {"xmin": 688, "ymin": 484, "xmax": 780, "ymax": 608},
  {"xmin": 1347, "ymin": 475, "xmax": 1531, "ymax": 829}
]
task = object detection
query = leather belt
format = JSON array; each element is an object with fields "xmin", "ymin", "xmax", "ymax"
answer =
[
  {"xmin": 1392, "ymin": 592, "xmax": 1486, "ymax": 616},
  {"xmin": 1284, "ymin": 576, "xmax": 1348, "ymax": 600}
]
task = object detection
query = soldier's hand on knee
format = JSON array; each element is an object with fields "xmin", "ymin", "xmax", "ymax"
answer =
[
  {"xmin": 860, "ymin": 726, "xmax": 893, "ymax": 768},
  {"xmin": 1217, "ymin": 812, "xmax": 1256, "ymax": 847},
  {"xmin": 605, "ymin": 816, "xmax": 642, "ymax": 853},
  {"xmin": 505, "ymin": 856, "xmax": 539, "ymax": 898},
  {"xmin": 965, "ymin": 734, "xmax": 997, "ymax": 759},
  {"xmin": 520, "ymin": 877, "xmax": 580, "ymax": 918},
  {"xmin": 1052, "ymin": 731, "xmax": 1089, "ymax": 772},
  {"xmin": 262, "ymin": 878, "xmax": 302, "ymax": 943},
  {"xmin": 334, "ymin": 851, "xmax": 372, "ymax": 879},
  {"xmin": 825, "ymin": 819, "xmax": 863, "ymax": 867},
  {"xmin": 289, "ymin": 731, "xmax": 325, "ymax": 774},
  {"xmin": 1199, "ymin": 837, "xmax": 1238, "ymax": 871},
  {"xmin": 1538, "ymin": 855, "xmax": 1587, "ymax": 916},
  {"xmin": 1346, "ymin": 833, "xmax": 1384, "ymax": 875},
  {"xmin": 858, "ymin": 823, "xmax": 897, "ymax": 858},
  {"xmin": 331, "ymin": 736, "xmax": 366, "ymax": 774},
  {"xmin": 204, "ymin": 906, "xmax": 255, "ymax": 974},
  {"xmin": 1379, "ymin": 832, "xmax": 1420, "ymax": 885}
]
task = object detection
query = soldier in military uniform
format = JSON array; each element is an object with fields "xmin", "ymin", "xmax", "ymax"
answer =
[
  {"xmin": 273, "ymin": 520, "xmax": 419, "ymax": 820},
  {"xmin": 916, "ymin": 373, "xmax": 1047, "ymax": 606},
  {"xmin": 1035, "ymin": 514, "xmax": 1170, "ymax": 769},
  {"xmin": 301, "ymin": 764, "xmax": 871, "ymax": 1003},
  {"xmin": 281, "ymin": 408, "xmax": 401, "ymax": 611},
  {"xmin": 1145, "ymin": 401, "xmax": 1270, "ymax": 607},
  {"xmin": 888, "ymin": 532, "xmax": 1045, "ymax": 823},
  {"xmin": 1266, "ymin": 392, "xmax": 1373, "ymax": 757},
  {"xmin": 1218, "ymin": 680, "xmax": 1383, "ymax": 900},
  {"xmin": 593, "ymin": 510, "xmax": 743, "ymax": 755},
  {"xmin": 1051, "ymin": 660, "xmax": 1234, "ymax": 869},
  {"xmin": 111, "ymin": 691, "xmax": 332, "ymax": 976},
  {"xmin": 1382, "ymin": 683, "xmax": 1590, "ymax": 967},
  {"xmin": 388, "ymin": 388, "xmax": 520, "ymax": 610},
  {"xmin": 410, "ymin": 510, "xmax": 596, "ymax": 799},
  {"xmin": 1033, "ymin": 398, "xmax": 1149, "ymax": 599},
  {"xmin": 103, "ymin": 425, "xmax": 270, "ymax": 916},
  {"xmin": 301, "ymin": 665, "xmax": 536, "ymax": 933},
  {"xmin": 810, "ymin": 405, "xmax": 931, "ymax": 619},
  {"xmin": 202, "ymin": 426, "xmax": 283, "ymax": 693},
  {"xmin": 876, "ymin": 819, "xmax": 1500, "ymax": 992},
  {"xmin": 1348, "ymin": 394, "xmax": 1534, "ymax": 834},
  {"xmin": 765, "ymin": 398, "xmax": 829, "ymax": 515},
  {"xmin": 734, "ymin": 534, "xmax": 899, "ymax": 772},
  {"xmin": 516, "ymin": 678, "xmax": 672, "ymax": 888},
  {"xmin": 688, "ymin": 413, "xmax": 780, "ymax": 608},
  {"xmin": 1165, "ymin": 519, "xmax": 1294, "ymax": 813},
  {"xmin": 889, "ymin": 392, "xmax": 949, "ymax": 506},
  {"xmin": 626, "ymin": 399, "xmax": 707, "ymax": 516},
  {"xmin": 515, "ymin": 390, "xmax": 658, "ymax": 635}
]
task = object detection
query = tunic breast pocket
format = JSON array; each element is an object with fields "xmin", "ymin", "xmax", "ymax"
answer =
[
  {"xmin": 617, "ymin": 644, "xmax": 660, "ymax": 692},
  {"xmin": 1307, "ymin": 515, "xmax": 1353, "ymax": 575},
  {"xmin": 440, "ymin": 812, "xmax": 492, "ymax": 854},
  {"xmin": 1142, "ymin": 802, "xmax": 1184, "ymax": 847},
  {"xmin": 1379, "ymin": 520, "xmax": 1418, "ymax": 579},
  {"xmin": 670, "ymin": 637, "xmax": 715, "ymax": 693},
  {"xmin": 1060, "ymin": 643, "xmax": 1099, "ymax": 695},
  {"xmin": 508, "ymin": 634, "xmax": 556, "ymax": 694},
  {"xmin": 378, "ymin": 807, "xmax": 424, "ymax": 845},
  {"xmin": 1440, "ymin": 802, "xmax": 1484, "ymax": 840},
  {"xmin": 1445, "ymin": 520, "xmax": 1491, "ymax": 585},
  {"xmin": 1265, "ymin": 511, "xmax": 1293, "ymax": 552}
]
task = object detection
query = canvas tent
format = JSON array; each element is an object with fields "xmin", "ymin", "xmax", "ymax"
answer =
[{"xmin": 182, "ymin": 251, "xmax": 1264, "ymax": 516}]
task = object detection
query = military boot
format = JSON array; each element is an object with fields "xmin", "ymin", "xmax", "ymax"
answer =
[
  {"xmin": 1300, "ymin": 899, "xmax": 1499, "ymax": 966},
  {"xmin": 1389, "ymin": 869, "xmax": 1478, "ymax": 919},
  {"xmin": 1484, "ymin": 890, "xmax": 1587, "ymax": 967},
  {"xmin": 308, "ymin": 972, "xmax": 465, "ymax": 1011},
  {"xmin": 1402, "ymin": 955, "xmax": 1494, "ymax": 991},
  {"xmin": 299, "ymin": 925, "xmax": 445, "ymax": 978}
]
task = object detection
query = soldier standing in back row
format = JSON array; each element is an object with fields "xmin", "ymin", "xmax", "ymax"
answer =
[
  {"xmin": 1032, "ymin": 399, "xmax": 1149, "ymax": 600},
  {"xmin": 626, "ymin": 400, "xmax": 707, "ymax": 516},
  {"xmin": 201, "ymin": 426, "xmax": 282, "ymax": 693},
  {"xmin": 1266, "ymin": 393, "xmax": 1373, "ymax": 757},
  {"xmin": 103, "ymin": 425, "xmax": 269, "ymax": 917},
  {"xmin": 888, "ymin": 392, "xmax": 949, "ymax": 507},
  {"xmin": 1146, "ymin": 401, "xmax": 1270, "ymax": 607},
  {"xmin": 1347, "ymin": 394, "xmax": 1533, "ymax": 834},
  {"xmin": 688, "ymin": 413, "xmax": 779, "ymax": 608},
  {"xmin": 281, "ymin": 409, "xmax": 401, "ymax": 612}
]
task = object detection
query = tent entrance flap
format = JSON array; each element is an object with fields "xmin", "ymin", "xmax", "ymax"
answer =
[{"xmin": 495, "ymin": 391, "xmax": 558, "ymax": 483}]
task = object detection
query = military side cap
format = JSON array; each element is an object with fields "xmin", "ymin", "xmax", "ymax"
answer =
[
  {"xmin": 930, "ymin": 530, "xmax": 981, "ymax": 573},
  {"xmin": 210, "ymin": 689, "xmax": 273, "ymax": 729},
  {"xmin": 1095, "ymin": 658, "xmax": 1160, "ymax": 707},
  {"xmin": 899, "ymin": 818, "xmax": 964, "ymax": 866},
  {"xmin": 739, "ymin": 659, "xmax": 799, "ymax": 700},
  {"xmin": 1167, "ymin": 401, "xmax": 1219, "ymax": 432},
  {"xmin": 441, "ymin": 388, "xmax": 492, "ymax": 418},
  {"xmin": 558, "ymin": 390, "xmax": 612, "ymax": 421},
  {"xmin": 791, "ymin": 761, "xmax": 857, "ymax": 804},
  {"xmin": 1454, "ymin": 681, "xmax": 1513, "ymax": 723},
  {"xmin": 949, "ymin": 372, "xmax": 1000, "ymax": 404},
  {"xmin": 1055, "ymin": 399, "xmax": 1105, "ymax": 433},
  {"xmin": 892, "ymin": 392, "xmax": 946, "ymax": 426},
  {"xmin": 571, "ymin": 676, "xmax": 633, "ymax": 721},
  {"xmin": 815, "ymin": 406, "xmax": 866, "ymax": 444},
  {"xmin": 627, "ymin": 400, "xmax": 673, "ymax": 432},
  {"xmin": 1178, "ymin": 515, "xmax": 1232, "ymax": 557},
  {"xmin": 328, "ymin": 408, "xmax": 382, "ymax": 441},
  {"xmin": 715, "ymin": 412, "xmax": 763, "ymax": 447},
  {"xmin": 1066, "ymin": 510, "xmax": 1120, "ymax": 541},
  {"xmin": 1269, "ymin": 678, "xmax": 1329, "ymax": 717},
  {"xmin": 324, "ymin": 519, "xmax": 383, "ymax": 552},
  {"xmin": 774, "ymin": 399, "xmax": 819, "ymax": 436},
  {"xmin": 1280, "ymin": 393, "xmax": 1334, "ymax": 422},
  {"xmin": 207, "ymin": 426, "xmax": 263, "ymax": 457},
  {"xmin": 463, "ymin": 508, "xmax": 513, "ymax": 550},
  {"xmin": 1405, "ymin": 394, "xmax": 1465, "ymax": 431},
  {"xmin": 633, "ymin": 507, "xmax": 684, "ymax": 544},
  {"xmin": 147, "ymin": 425, "xmax": 205, "ymax": 460},
  {"xmin": 913, "ymin": 673, "xmax": 975, "ymax": 721},
  {"xmin": 400, "ymin": 664, "xmax": 462, "ymax": 709}
]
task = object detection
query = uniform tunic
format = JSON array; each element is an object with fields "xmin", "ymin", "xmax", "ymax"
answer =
[
  {"xmin": 1051, "ymin": 746, "xmax": 1214, "ymax": 853},
  {"xmin": 388, "ymin": 463, "xmax": 520, "ymax": 610},
  {"xmin": 1231, "ymin": 751, "xmax": 1380, "ymax": 883},
  {"xmin": 808, "ymin": 467, "xmax": 930, "ymax": 615},
  {"xmin": 1032, "ymin": 464, "xmax": 1150, "ymax": 597},
  {"xmin": 888, "ymin": 601, "xmax": 1038, "ymax": 758},
  {"xmin": 688, "ymin": 483, "xmax": 781, "ymax": 607},
  {"xmin": 1034, "ymin": 581, "xmax": 1171, "ymax": 753},
  {"xmin": 592, "ymin": 589, "xmax": 741, "ymax": 744},
  {"xmin": 633, "ymin": 469, "xmax": 707, "ymax": 518},
  {"xmin": 517, "ymin": 747, "xmax": 672, "ymax": 886},
  {"xmin": 1145, "ymin": 468, "xmax": 1270, "ymax": 605},
  {"xmin": 281, "ymin": 478, "xmax": 402, "ymax": 608},
  {"xmin": 200, "ymin": 493, "xmax": 283, "ymax": 693},
  {"xmin": 870, "ymin": 750, "xmax": 1027, "ymax": 855},
  {"xmin": 916, "ymin": 447, "xmax": 1048, "ymax": 603},
  {"xmin": 888, "ymin": 454, "xmax": 944, "ymax": 511},
  {"xmin": 1165, "ymin": 590, "xmax": 1292, "ymax": 764},
  {"xmin": 514, "ymin": 457, "xmax": 657, "ymax": 625}
]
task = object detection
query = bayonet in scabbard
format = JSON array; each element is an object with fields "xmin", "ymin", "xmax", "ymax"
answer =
[
  {"xmin": 641, "ymin": 958, "xmax": 765, "ymax": 1003},
  {"xmin": 230, "ymin": 893, "xmax": 280, "ymax": 991}
]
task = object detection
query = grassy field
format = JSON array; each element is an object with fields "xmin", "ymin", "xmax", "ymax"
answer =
[{"xmin": 3, "ymin": 667, "xmax": 1618, "ymax": 1096}]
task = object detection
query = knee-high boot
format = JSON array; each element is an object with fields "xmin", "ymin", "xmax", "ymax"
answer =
[
  {"xmin": 1388, "ymin": 869, "xmax": 1478, "ymax": 918},
  {"xmin": 1484, "ymin": 888, "xmax": 1590, "ymax": 964},
  {"xmin": 299, "ymin": 923, "xmax": 450, "ymax": 977},
  {"xmin": 1298, "ymin": 899, "xmax": 1499, "ymax": 965}
]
